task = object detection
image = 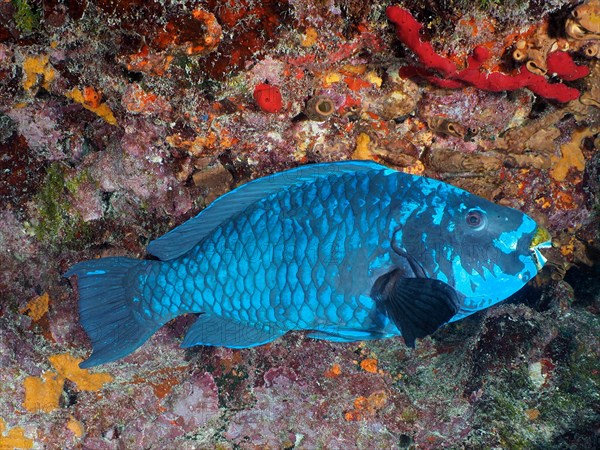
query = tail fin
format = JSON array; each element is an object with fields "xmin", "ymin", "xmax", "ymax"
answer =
[{"xmin": 64, "ymin": 257, "xmax": 161, "ymax": 368}]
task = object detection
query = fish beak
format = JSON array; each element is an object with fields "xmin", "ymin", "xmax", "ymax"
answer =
[{"xmin": 530, "ymin": 227, "xmax": 552, "ymax": 271}]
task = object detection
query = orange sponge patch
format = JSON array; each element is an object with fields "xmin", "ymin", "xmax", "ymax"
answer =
[
  {"xmin": 23, "ymin": 372, "xmax": 63, "ymax": 413},
  {"xmin": 0, "ymin": 418, "xmax": 33, "ymax": 449},
  {"xmin": 359, "ymin": 358, "xmax": 378, "ymax": 373},
  {"xmin": 49, "ymin": 354, "xmax": 113, "ymax": 391},
  {"xmin": 20, "ymin": 292, "xmax": 50, "ymax": 321},
  {"xmin": 22, "ymin": 354, "xmax": 113, "ymax": 414}
]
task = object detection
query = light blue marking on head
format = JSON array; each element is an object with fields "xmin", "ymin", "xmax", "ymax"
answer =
[
  {"xmin": 451, "ymin": 254, "xmax": 465, "ymax": 282},
  {"xmin": 432, "ymin": 203, "xmax": 445, "ymax": 226},
  {"xmin": 392, "ymin": 226, "xmax": 403, "ymax": 244},
  {"xmin": 494, "ymin": 215, "xmax": 537, "ymax": 255},
  {"xmin": 413, "ymin": 199, "xmax": 431, "ymax": 219},
  {"xmin": 418, "ymin": 177, "xmax": 437, "ymax": 196},
  {"xmin": 517, "ymin": 254, "xmax": 537, "ymax": 283},
  {"xmin": 444, "ymin": 245, "xmax": 453, "ymax": 260},
  {"xmin": 87, "ymin": 270, "xmax": 106, "ymax": 275},
  {"xmin": 430, "ymin": 249, "xmax": 449, "ymax": 283}
]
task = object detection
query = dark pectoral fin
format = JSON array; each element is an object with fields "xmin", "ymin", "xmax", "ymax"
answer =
[{"xmin": 371, "ymin": 271, "xmax": 461, "ymax": 348}]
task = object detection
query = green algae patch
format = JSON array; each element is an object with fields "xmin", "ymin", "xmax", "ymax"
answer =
[
  {"xmin": 64, "ymin": 168, "xmax": 91, "ymax": 196},
  {"xmin": 31, "ymin": 164, "xmax": 92, "ymax": 249},
  {"xmin": 478, "ymin": 385, "xmax": 538, "ymax": 449},
  {"xmin": 12, "ymin": 0, "xmax": 41, "ymax": 34},
  {"xmin": 478, "ymin": 0, "xmax": 502, "ymax": 8}
]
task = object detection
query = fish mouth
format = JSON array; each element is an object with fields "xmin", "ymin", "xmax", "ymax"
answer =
[{"xmin": 530, "ymin": 227, "xmax": 552, "ymax": 271}]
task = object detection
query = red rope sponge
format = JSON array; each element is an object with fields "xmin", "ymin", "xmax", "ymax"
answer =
[{"xmin": 386, "ymin": 6, "xmax": 589, "ymax": 102}]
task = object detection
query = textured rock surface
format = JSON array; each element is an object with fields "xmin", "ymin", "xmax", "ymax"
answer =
[{"xmin": 0, "ymin": 1, "xmax": 598, "ymax": 448}]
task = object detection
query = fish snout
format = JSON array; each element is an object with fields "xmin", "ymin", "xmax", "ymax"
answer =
[{"xmin": 530, "ymin": 227, "xmax": 552, "ymax": 271}]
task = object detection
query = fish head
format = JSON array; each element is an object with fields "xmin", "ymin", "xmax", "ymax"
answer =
[
  {"xmin": 398, "ymin": 186, "xmax": 551, "ymax": 313},
  {"xmin": 441, "ymin": 192, "xmax": 551, "ymax": 309}
]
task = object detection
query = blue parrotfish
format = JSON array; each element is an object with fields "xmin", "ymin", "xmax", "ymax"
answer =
[{"xmin": 65, "ymin": 161, "xmax": 551, "ymax": 368}]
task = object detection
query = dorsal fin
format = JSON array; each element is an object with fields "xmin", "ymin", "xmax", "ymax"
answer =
[{"xmin": 147, "ymin": 160, "xmax": 392, "ymax": 260}]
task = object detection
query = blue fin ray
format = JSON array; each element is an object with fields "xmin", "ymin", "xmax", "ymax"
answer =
[
  {"xmin": 65, "ymin": 258, "xmax": 161, "ymax": 368},
  {"xmin": 307, "ymin": 328, "xmax": 390, "ymax": 342}
]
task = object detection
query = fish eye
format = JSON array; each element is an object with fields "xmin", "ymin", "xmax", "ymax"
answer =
[{"xmin": 465, "ymin": 209, "xmax": 487, "ymax": 230}]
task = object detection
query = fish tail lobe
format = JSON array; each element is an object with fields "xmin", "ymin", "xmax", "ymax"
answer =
[{"xmin": 64, "ymin": 257, "xmax": 161, "ymax": 368}]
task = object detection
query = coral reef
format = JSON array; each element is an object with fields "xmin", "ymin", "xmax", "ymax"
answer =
[
  {"xmin": 386, "ymin": 6, "xmax": 590, "ymax": 102},
  {"xmin": 0, "ymin": 0, "xmax": 598, "ymax": 448}
]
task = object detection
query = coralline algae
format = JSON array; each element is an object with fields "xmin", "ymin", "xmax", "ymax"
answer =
[{"xmin": 0, "ymin": 0, "xmax": 598, "ymax": 448}]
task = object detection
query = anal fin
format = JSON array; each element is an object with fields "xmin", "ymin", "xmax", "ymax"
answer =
[
  {"xmin": 308, "ymin": 328, "xmax": 389, "ymax": 342},
  {"xmin": 371, "ymin": 270, "xmax": 461, "ymax": 348},
  {"xmin": 181, "ymin": 314, "xmax": 284, "ymax": 348}
]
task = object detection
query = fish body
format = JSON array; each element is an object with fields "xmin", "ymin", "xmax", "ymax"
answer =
[{"xmin": 66, "ymin": 161, "xmax": 550, "ymax": 367}]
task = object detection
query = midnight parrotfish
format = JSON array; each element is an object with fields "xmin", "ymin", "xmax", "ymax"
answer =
[{"xmin": 65, "ymin": 161, "xmax": 551, "ymax": 368}]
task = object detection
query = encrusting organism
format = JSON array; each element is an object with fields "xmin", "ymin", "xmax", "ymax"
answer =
[
  {"xmin": 304, "ymin": 96, "xmax": 335, "ymax": 121},
  {"xmin": 565, "ymin": 0, "xmax": 600, "ymax": 42},
  {"xmin": 386, "ymin": 6, "xmax": 589, "ymax": 102},
  {"xmin": 427, "ymin": 117, "xmax": 468, "ymax": 139},
  {"xmin": 253, "ymin": 83, "xmax": 283, "ymax": 113}
]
